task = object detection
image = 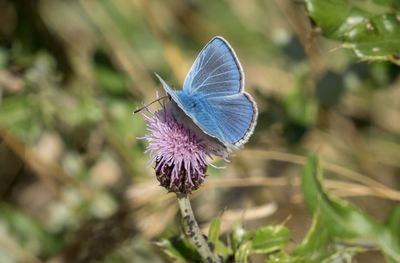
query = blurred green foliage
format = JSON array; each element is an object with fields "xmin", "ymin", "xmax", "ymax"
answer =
[
  {"xmin": 302, "ymin": 156, "xmax": 400, "ymax": 262},
  {"xmin": 0, "ymin": 0, "xmax": 399, "ymax": 262},
  {"xmin": 160, "ymin": 156, "xmax": 400, "ymax": 262},
  {"xmin": 305, "ymin": 0, "xmax": 400, "ymax": 63}
]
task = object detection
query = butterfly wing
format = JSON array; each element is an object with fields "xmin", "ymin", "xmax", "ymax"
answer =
[
  {"xmin": 192, "ymin": 93, "xmax": 257, "ymax": 147},
  {"xmin": 156, "ymin": 37, "xmax": 257, "ymax": 147},
  {"xmin": 155, "ymin": 73, "xmax": 180, "ymax": 103},
  {"xmin": 183, "ymin": 37, "xmax": 243, "ymax": 96}
]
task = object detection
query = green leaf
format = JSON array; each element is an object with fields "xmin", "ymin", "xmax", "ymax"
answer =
[
  {"xmin": 301, "ymin": 155, "xmax": 400, "ymax": 262},
  {"xmin": 292, "ymin": 212, "xmax": 330, "ymax": 261},
  {"xmin": 207, "ymin": 218, "xmax": 232, "ymax": 260},
  {"xmin": 230, "ymin": 223, "xmax": 245, "ymax": 252},
  {"xmin": 208, "ymin": 218, "xmax": 221, "ymax": 245},
  {"xmin": 304, "ymin": 0, "xmax": 400, "ymax": 63},
  {"xmin": 156, "ymin": 236, "xmax": 200, "ymax": 262},
  {"xmin": 235, "ymin": 241, "xmax": 252, "ymax": 263},
  {"xmin": 214, "ymin": 239, "xmax": 232, "ymax": 260},
  {"xmin": 244, "ymin": 225, "xmax": 290, "ymax": 254},
  {"xmin": 234, "ymin": 225, "xmax": 290, "ymax": 263},
  {"xmin": 321, "ymin": 246, "xmax": 366, "ymax": 263},
  {"xmin": 292, "ymin": 211, "xmax": 366, "ymax": 263}
]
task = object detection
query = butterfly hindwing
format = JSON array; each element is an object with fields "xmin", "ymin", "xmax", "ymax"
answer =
[{"xmin": 195, "ymin": 93, "xmax": 256, "ymax": 146}]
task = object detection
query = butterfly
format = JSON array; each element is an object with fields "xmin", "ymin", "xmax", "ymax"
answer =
[{"xmin": 156, "ymin": 36, "xmax": 258, "ymax": 148}]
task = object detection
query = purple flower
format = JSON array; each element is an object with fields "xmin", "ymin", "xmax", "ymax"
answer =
[{"xmin": 140, "ymin": 102, "xmax": 228, "ymax": 194}]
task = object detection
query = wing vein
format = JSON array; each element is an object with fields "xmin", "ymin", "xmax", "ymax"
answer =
[{"xmin": 194, "ymin": 60, "xmax": 235, "ymax": 90}]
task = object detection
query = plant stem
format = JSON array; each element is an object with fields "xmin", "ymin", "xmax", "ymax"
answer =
[{"xmin": 176, "ymin": 193, "xmax": 220, "ymax": 263}]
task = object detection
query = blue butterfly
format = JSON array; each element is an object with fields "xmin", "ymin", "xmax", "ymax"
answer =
[{"xmin": 156, "ymin": 36, "xmax": 258, "ymax": 148}]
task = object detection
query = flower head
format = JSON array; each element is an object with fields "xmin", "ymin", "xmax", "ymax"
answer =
[{"xmin": 140, "ymin": 102, "xmax": 228, "ymax": 194}]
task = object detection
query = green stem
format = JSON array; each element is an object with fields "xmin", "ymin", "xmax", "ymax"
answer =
[{"xmin": 176, "ymin": 193, "xmax": 220, "ymax": 263}]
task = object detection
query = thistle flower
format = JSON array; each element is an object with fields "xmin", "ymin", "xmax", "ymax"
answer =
[{"xmin": 140, "ymin": 102, "xmax": 228, "ymax": 194}]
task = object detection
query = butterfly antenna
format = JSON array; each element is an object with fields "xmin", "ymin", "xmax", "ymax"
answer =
[{"xmin": 133, "ymin": 95, "xmax": 169, "ymax": 114}]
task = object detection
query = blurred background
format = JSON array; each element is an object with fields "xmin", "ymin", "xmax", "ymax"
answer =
[{"xmin": 0, "ymin": 0, "xmax": 399, "ymax": 262}]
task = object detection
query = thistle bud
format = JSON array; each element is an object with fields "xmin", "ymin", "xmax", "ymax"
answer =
[{"xmin": 140, "ymin": 102, "xmax": 228, "ymax": 194}]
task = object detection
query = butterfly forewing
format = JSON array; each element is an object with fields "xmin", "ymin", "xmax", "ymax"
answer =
[{"xmin": 183, "ymin": 37, "xmax": 243, "ymax": 97}]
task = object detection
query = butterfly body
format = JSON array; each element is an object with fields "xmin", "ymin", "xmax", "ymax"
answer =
[{"xmin": 156, "ymin": 36, "xmax": 257, "ymax": 148}]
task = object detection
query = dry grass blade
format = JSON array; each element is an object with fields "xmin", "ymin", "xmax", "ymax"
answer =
[
  {"xmin": 79, "ymin": 0, "xmax": 155, "ymax": 98},
  {"xmin": 201, "ymin": 203, "xmax": 278, "ymax": 235},
  {"xmin": 241, "ymin": 149, "xmax": 400, "ymax": 201},
  {"xmin": 131, "ymin": 0, "xmax": 189, "ymax": 83}
]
